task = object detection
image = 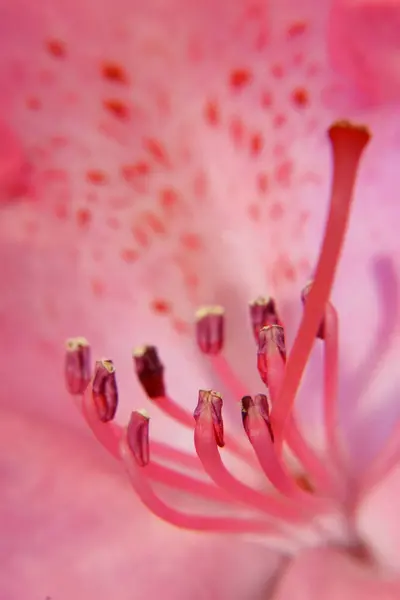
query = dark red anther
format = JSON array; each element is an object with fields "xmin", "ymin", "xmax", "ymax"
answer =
[
  {"xmin": 133, "ymin": 346, "xmax": 165, "ymax": 398},
  {"xmin": 257, "ymin": 325, "xmax": 286, "ymax": 387},
  {"xmin": 193, "ymin": 389, "xmax": 225, "ymax": 447},
  {"xmin": 241, "ymin": 394, "xmax": 274, "ymax": 442},
  {"xmin": 301, "ymin": 282, "xmax": 325, "ymax": 339},
  {"xmin": 249, "ymin": 296, "xmax": 281, "ymax": 342},
  {"xmin": 92, "ymin": 359, "xmax": 118, "ymax": 422},
  {"xmin": 195, "ymin": 306, "xmax": 225, "ymax": 355},
  {"xmin": 127, "ymin": 410, "xmax": 150, "ymax": 467},
  {"xmin": 65, "ymin": 337, "xmax": 91, "ymax": 395}
]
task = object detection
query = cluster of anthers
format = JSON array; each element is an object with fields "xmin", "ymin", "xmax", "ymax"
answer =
[{"xmin": 64, "ymin": 122, "xmax": 397, "ymax": 549}]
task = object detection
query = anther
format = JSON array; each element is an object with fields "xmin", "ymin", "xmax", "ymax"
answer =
[
  {"xmin": 127, "ymin": 409, "xmax": 150, "ymax": 467},
  {"xmin": 249, "ymin": 297, "xmax": 280, "ymax": 342},
  {"xmin": 92, "ymin": 359, "xmax": 118, "ymax": 422},
  {"xmin": 195, "ymin": 306, "xmax": 225, "ymax": 355},
  {"xmin": 257, "ymin": 325, "xmax": 286, "ymax": 387},
  {"xmin": 242, "ymin": 394, "xmax": 274, "ymax": 442},
  {"xmin": 133, "ymin": 345, "xmax": 166, "ymax": 398},
  {"xmin": 301, "ymin": 282, "xmax": 325, "ymax": 339},
  {"xmin": 193, "ymin": 389, "xmax": 225, "ymax": 448},
  {"xmin": 65, "ymin": 337, "xmax": 91, "ymax": 395}
]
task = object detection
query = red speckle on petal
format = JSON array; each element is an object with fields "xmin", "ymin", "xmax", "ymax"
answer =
[
  {"xmin": 101, "ymin": 61, "xmax": 128, "ymax": 84},
  {"xmin": 87, "ymin": 170, "xmax": 107, "ymax": 185},
  {"xmin": 180, "ymin": 232, "xmax": 203, "ymax": 251},
  {"xmin": 271, "ymin": 64, "xmax": 284, "ymax": 79},
  {"xmin": 275, "ymin": 160, "xmax": 293, "ymax": 187},
  {"xmin": 91, "ymin": 278, "xmax": 105, "ymax": 297},
  {"xmin": 229, "ymin": 68, "xmax": 252, "ymax": 90},
  {"xmin": 291, "ymin": 87, "xmax": 309, "ymax": 108},
  {"xmin": 248, "ymin": 203, "xmax": 261, "ymax": 221},
  {"xmin": 261, "ymin": 91, "xmax": 273, "ymax": 109},
  {"xmin": 26, "ymin": 96, "xmax": 41, "ymax": 110},
  {"xmin": 287, "ymin": 21, "xmax": 308, "ymax": 39},
  {"xmin": 54, "ymin": 203, "xmax": 68, "ymax": 220},
  {"xmin": 131, "ymin": 224, "xmax": 149, "ymax": 248},
  {"xmin": 273, "ymin": 114, "xmax": 286, "ymax": 129},
  {"xmin": 103, "ymin": 99, "xmax": 129, "ymax": 120},
  {"xmin": 172, "ymin": 318, "xmax": 190, "ymax": 335},
  {"xmin": 193, "ymin": 171, "xmax": 208, "ymax": 199},
  {"xmin": 76, "ymin": 208, "xmax": 92, "ymax": 229},
  {"xmin": 230, "ymin": 116, "xmax": 245, "ymax": 146},
  {"xmin": 257, "ymin": 172, "xmax": 269, "ymax": 194},
  {"xmin": 106, "ymin": 216, "xmax": 120, "ymax": 230},
  {"xmin": 46, "ymin": 39, "xmax": 66, "ymax": 58},
  {"xmin": 269, "ymin": 202, "xmax": 285, "ymax": 220},
  {"xmin": 121, "ymin": 162, "xmax": 150, "ymax": 182},
  {"xmin": 144, "ymin": 138, "xmax": 170, "ymax": 167},
  {"xmin": 120, "ymin": 248, "xmax": 138, "ymax": 263},
  {"xmin": 204, "ymin": 100, "xmax": 220, "ymax": 126},
  {"xmin": 151, "ymin": 298, "xmax": 171, "ymax": 314},
  {"xmin": 159, "ymin": 187, "xmax": 180, "ymax": 213},
  {"xmin": 141, "ymin": 211, "xmax": 166, "ymax": 235},
  {"xmin": 250, "ymin": 132, "xmax": 263, "ymax": 156}
]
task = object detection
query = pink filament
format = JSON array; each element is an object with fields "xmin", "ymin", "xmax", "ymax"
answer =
[
  {"xmin": 194, "ymin": 416, "xmax": 310, "ymax": 523},
  {"xmin": 120, "ymin": 436, "xmax": 281, "ymax": 535},
  {"xmin": 323, "ymin": 304, "xmax": 342, "ymax": 469},
  {"xmin": 271, "ymin": 125, "xmax": 370, "ymax": 445},
  {"xmin": 153, "ymin": 394, "xmax": 252, "ymax": 464}
]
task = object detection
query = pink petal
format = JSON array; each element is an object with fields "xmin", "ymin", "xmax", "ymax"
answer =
[{"xmin": 272, "ymin": 547, "xmax": 400, "ymax": 600}]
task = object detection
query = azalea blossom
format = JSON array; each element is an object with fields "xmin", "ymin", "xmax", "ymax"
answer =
[{"xmin": 2, "ymin": 0, "xmax": 400, "ymax": 599}]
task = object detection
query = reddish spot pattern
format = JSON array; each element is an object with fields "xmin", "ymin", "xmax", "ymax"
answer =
[
  {"xmin": 291, "ymin": 87, "xmax": 309, "ymax": 108},
  {"xmin": 87, "ymin": 170, "xmax": 107, "ymax": 185},
  {"xmin": 229, "ymin": 68, "xmax": 252, "ymax": 90},
  {"xmin": 140, "ymin": 211, "xmax": 166, "ymax": 235},
  {"xmin": 103, "ymin": 99, "xmax": 129, "ymax": 120},
  {"xmin": 121, "ymin": 162, "xmax": 150, "ymax": 182},
  {"xmin": 151, "ymin": 299, "xmax": 171, "ymax": 314},
  {"xmin": 172, "ymin": 318, "xmax": 190, "ymax": 335},
  {"xmin": 275, "ymin": 160, "xmax": 293, "ymax": 187},
  {"xmin": 144, "ymin": 138, "xmax": 170, "ymax": 167},
  {"xmin": 287, "ymin": 21, "xmax": 308, "ymax": 39},
  {"xmin": 273, "ymin": 114, "xmax": 286, "ymax": 129},
  {"xmin": 91, "ymin": 278, "xmax": 106, "ymax": 297},
  {"xmin": 230, "ymin": 116, "xmax": 245, "ymax": 146},
  {"xmin": 131, "ymin": 224, "xmax": 149, "ymax": 248},
  {"xmin": 159, "ymin": 187, "xmax": 180, "ymax": 213},
  {"xmin": 26, "ymin": 96, "xmax": 41, "ymax": 110},
  {"xmin": 76, "ymin": 208, "xmax": 92, "ymax": 229},
  {"xmin": 46, "ymin": 39, "xmax": 66, "ymax": 58},
  {"xmin": 193, "ymin": 171, "xmax": 208, "ymax": 199},
  {"xmin": 269, "ymin": 202, "xmax": 285, "ymax": 220},
  {"xmin": 257, "ymin": 172, "xmax": 269, "ymax": 194},
  {"xmin": 120, "ymin": 248, "xmax": 138, "ymax": 263},
  {"xmin": 248, "ymin": 203, "xmax": 261, "ymax": 222},
  {"xmin": 101, "ymin": 61, "xmax": 128, "ymax": 84},
  {"xmin": 180, "ymin": 232, "xmax": 202, "ymax": 251},
  {"xmin": 271, "ymin": 64, "xmax": 284, "ymax": 79},
  {"xmin": 250, "ymin": 132, "xmax": 263, "ymax": 156},
  {"xmin": 204, "ymin": 100, "xmax": 220, "ymax": 126},
  {"xmin": 106, "ymin": 216, "xmax": 120, "ymax": 230},
  {"xmin": 261, "ymin": 91, "xmax": 273, "ymax": 109},
  {"xmin": 54, "ymin": 203, "xmax": 68, "ymax": 220}
]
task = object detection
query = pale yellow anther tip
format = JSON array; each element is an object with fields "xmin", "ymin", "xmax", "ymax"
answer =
[
  {"xmin": 195, "ymin": 305, "xmax": 225, "ymax": 320},
  {"xmin": 132, "ymin": 345, "xmax": 149, "ymax": 357},
  {"xmin": 136, "ymin": 408, "xmax": 150, "ymax": 419},
  {"xmin": 97, "ymin": 358, "xmax": 115, "ymax": 373},
  {"xmin": 249, "ymin": 296, "xmax": 270, "ymax": 306},
  {"xmin": 65, "ymin": 336, "xmax": 89, "ymax": 351}
]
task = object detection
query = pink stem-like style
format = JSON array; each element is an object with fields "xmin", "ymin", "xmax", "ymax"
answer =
[
  {"xmin": 119, "ymin": 436, "xmax": 282, "ymax": 535},
  {"xmin": 323, "ymin": 303, "xmax": 342, "ymax": 470},
  {"xmin": 271, "ymin": 124, "xmax": 371, "ymax": 445}
]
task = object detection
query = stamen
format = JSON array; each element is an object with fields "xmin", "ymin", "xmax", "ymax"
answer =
[
  {"xmin": 193, "ymin": 391, "xmax": 311, "ymax": 523},
  {"xmin": 195, "ymin": 305, "xmax": 225, "ymax": 354},
  {"xmin": 133, "ymin": 345, "xmax": 165, "ymax": 398},
  {"xmin": 120, "ymin": 435, "xmax": 282, "ymax": 535},
  {"xmin": 127, "ymin": 410, "xmax": 150, "ymax": 467},
  {"xmin": 257, "ymin": 324, "xmax": 335, "ymax": 495},
  {"xmin": 92, "ymin": 359, "xmax": 118, "ymax": 422},
  {"xmin": 241, "ymin": 394, "xmax": 327, "ymax": 509},
  {"xmin": 249, "ymin": 296, "xmax": 281, "ymax": 343},
  {"xmin": 271, "ymin": 121, "xmax": 370, "ymax": 445},
  {"xmin": 65, "ymin": 337, "xmax": 91, "ymax": 395},
  {"xmin": 193, "ymin": 389, "xmax": 225, "ymax": 448}
]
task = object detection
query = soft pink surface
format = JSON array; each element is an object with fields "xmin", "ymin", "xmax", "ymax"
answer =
[{"xmin": 2, "ymin": 0, "xmax": 400, "ymax": 598}]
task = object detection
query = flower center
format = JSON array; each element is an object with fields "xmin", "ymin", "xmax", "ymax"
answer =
[{"xmin": 64, "ymin": 121, "xmax": 390, "ymax": 549}]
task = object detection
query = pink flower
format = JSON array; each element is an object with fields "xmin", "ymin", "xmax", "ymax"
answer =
[{"xmin": 2, "ymin": 0, "xmax": 400, "ymax": 598}]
